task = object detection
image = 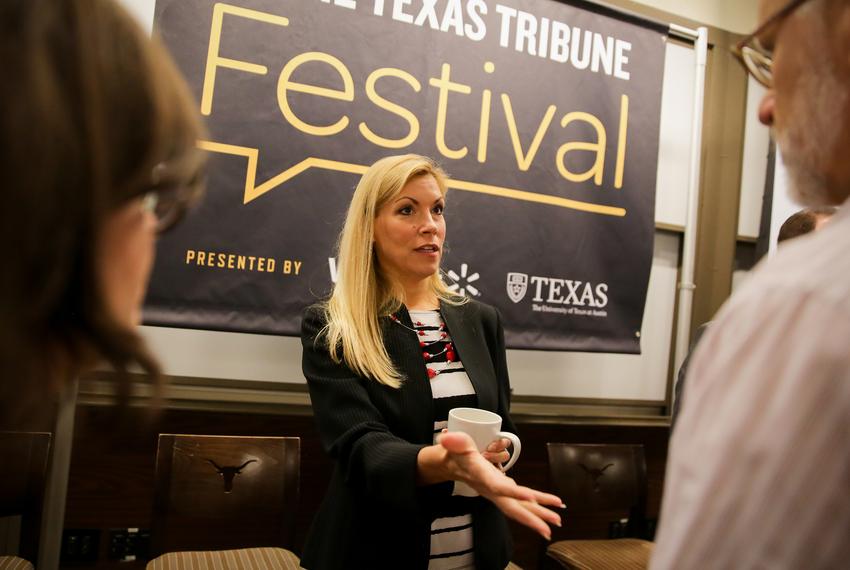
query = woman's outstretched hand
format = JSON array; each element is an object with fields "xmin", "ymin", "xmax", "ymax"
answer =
[{"xmin": 436, "ymin": 431, "xmax": 564, "ymax": 540}]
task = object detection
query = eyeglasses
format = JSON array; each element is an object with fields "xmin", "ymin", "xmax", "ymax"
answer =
[
  {"xmin": 140, "ymin": 186, "xmax": 192, "ymax": 233},
  {"xmin": 140, "ymin": 162, "xmax": 205, "ymax": 233},
  {"xmin": 731, "ymin": 0, "xmax": 811, "ymax": 88}
]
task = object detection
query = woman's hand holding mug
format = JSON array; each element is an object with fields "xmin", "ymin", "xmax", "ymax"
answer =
[
  {"xmin": 438, "ymin": 407, "xmax": 564, "ymax": 540},
  {"xmin": 437, "ymin": 430, "xmax": 563, "ymax": 540}
]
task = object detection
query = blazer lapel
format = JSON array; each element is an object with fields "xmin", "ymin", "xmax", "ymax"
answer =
[
  {"xmin": 440, "ymin": 301, "xmax": 497, "ymax": 412},
  {"xmin": 385, "ymin": 305, "xmax": 435, "ymax": 443}
]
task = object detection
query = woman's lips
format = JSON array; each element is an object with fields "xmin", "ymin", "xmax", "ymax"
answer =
[{"xmin": 415, "ymin": 244, "xmax": 440, "ymax": 255}]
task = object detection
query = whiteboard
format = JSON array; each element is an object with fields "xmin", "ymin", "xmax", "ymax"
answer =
[
  {"xmin": 125, "ymin": 1, "xmax": 694, "ymax": 402},
  {"xmin": 654, "ymin": 40, "xmax": 695, "ymax": 229}
]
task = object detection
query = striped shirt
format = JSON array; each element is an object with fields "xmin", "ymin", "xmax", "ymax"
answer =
[
  {"xmin": 409, "ymin": 310, "xmax": 477, "ymax": 570},
  {"xmin": 651, "ymin": 206, "xmax": 850, "ymax": 569}
]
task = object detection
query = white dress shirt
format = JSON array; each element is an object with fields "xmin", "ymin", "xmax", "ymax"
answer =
[{"xmin": 651, "ymin": 205, "xmax": 850, "ymax": 569}]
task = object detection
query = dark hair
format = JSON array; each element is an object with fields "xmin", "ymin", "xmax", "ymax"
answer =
[
  {"xmin": 777, "ymin": 207, "xmax": 837, "ymax": 243},
  {"xmin": 0, "ymin": 0, "xmax": 205, "ymax": 423}
]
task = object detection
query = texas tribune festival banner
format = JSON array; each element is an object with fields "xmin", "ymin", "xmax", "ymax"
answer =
[{"xmin": 144, "ymin": 0, "xmax": 667, "ymax": 353}]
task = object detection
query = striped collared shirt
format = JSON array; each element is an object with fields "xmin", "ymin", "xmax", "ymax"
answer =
[{"xmin": 651, "ymin": 206, "xmax": 850, "ymax": 569}]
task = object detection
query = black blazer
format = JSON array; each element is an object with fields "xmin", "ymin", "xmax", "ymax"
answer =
[{"xmin": 300, "ymin": 299, "xmax": 516, "ymax": 570}]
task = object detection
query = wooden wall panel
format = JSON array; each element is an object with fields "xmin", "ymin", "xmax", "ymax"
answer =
[{"xmin": 63, "ymin": 406, "xmax": 668, "ymax": 569}]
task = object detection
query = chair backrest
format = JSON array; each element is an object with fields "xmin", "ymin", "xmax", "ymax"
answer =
[
  {"xmin": 0, "ymin": 431, "xmax": 52, "ymax": 563},
  {"xmin": 546, "ymin": 443, "xmax": 647, "ymax": 539},
  {"xmin": 150, "ymin": 434, "xmax": 300, "ymax": 557}
]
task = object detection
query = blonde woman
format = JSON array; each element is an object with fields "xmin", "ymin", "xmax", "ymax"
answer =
[{"xmin": 301, "ymin": 155, "xmax": 562, "ymax": 569}]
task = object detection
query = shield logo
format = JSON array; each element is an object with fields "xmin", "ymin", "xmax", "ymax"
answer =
[{"xmin": 506, "ymin": 273, "xmax": 528, "ymax": 304}]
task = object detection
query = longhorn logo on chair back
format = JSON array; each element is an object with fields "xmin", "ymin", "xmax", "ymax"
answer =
[
  {"xmin": 205, "ymin": 458, "xmax": 257, "ymax": 492},
  {"xmin": 579, "ymin": 462, "xmax": 614, "ymax": 492}
]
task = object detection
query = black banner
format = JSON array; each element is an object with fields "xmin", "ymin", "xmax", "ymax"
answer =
[{"xmin": 145, "ymin": 0, "xmax": 666, "ymax": 352}]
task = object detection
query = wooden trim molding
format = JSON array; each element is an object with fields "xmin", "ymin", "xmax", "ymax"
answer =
[{"xmin": 80, "ymin": 371, "xmax": 670, "ymax": 425}]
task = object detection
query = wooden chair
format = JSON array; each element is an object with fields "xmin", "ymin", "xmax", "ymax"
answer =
[
  {"xmin": 544, "ymin": 444, "xmax": 653, "ymax": 570},
  {"xmin": 147, "ymin": 434, "xmax": 301, "ymax": 569},
  {"xmin": 0, "ymin": 431, "xmax": 51, "ymax": 569}
]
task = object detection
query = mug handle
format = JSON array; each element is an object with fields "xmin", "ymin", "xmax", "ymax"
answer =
[{"xmin": 496, "ymin": 431, "xmax": 521, "ymax": 471}]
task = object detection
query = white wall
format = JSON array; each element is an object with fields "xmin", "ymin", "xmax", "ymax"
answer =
[
  {"xmin": 768, "ymin": 150, "xmax": 801, "ymax": 256},
  {"xmin": 631, "ymin": 0, "xmax": 758, "ymax": 34}
]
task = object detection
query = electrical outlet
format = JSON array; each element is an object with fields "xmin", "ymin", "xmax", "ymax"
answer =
[
  {"xmin": 608, "ymin": 517, "xmax": 630, "ymax": 538},
  {"xmin": 60, "ymin": 528, "xmax": 100, "ymax": 563},
  {"xmin": 108, "ymin": 528, "xmax": 150, "ymax": 562}
]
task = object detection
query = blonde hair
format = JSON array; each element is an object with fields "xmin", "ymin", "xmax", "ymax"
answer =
[{"xmin": 321, "ymin": 154, "xmax": 464, "ymax": 387}]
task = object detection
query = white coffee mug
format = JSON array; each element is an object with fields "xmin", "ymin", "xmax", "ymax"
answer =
[{"xmin": 447, "ymin": 407, "xmax": 522, "ymax": 497}]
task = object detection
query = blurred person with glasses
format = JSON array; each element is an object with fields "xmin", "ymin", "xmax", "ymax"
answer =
[
  {"xmin": 0, "ymin": 0, "xmax": 206, "ymax": 429},
  {"xmin": 652, "ymin": 1, "xmax": 850, "ymax": 568}
]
